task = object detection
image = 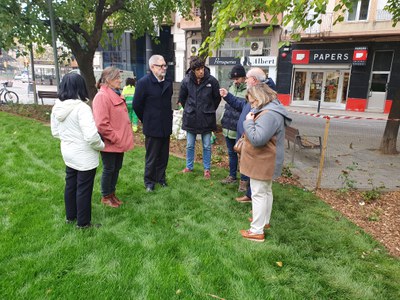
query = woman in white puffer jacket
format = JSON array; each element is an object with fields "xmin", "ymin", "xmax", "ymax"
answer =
[{"xmin": 51, "ymin": 73, "xmax": 104, "ymax": 229}]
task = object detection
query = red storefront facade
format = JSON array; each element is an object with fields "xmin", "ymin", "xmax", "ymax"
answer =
[{"xmin": 276, "ymin": 41, "xmax": 399, "ymax": 114}]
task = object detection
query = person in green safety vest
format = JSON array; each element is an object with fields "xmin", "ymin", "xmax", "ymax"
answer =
[{"xmin": 122, "ymin": 77, "xmax": 138, "ymax": 132}]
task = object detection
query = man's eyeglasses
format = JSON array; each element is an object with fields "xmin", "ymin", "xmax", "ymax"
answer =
[{"xmin": 153, "ymin": 64, "xmax": 168, "ymax": 69}]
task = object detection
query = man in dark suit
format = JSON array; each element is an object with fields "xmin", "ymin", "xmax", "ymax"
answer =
[{"xmin": 133, "ymin": 55, "xmax": 173, "ymax": 192}]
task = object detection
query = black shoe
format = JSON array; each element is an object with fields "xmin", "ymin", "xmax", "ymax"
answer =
[
  {"xmin": 65, "ymin": 219, "xmax": 76, "ymax": 224},
  {"xmin": 146, "ymin": 186, "xmax": 154, "ymax": 192},
  {"xmin": 159, "ymin": 182, "xmax": 168, "ymax": 188},
  {"xmin": 76, "ymin": 223, "xmax": 102, "ymax": 229}
]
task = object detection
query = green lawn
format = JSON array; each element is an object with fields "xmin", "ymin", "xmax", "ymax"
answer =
[{"xmin": 1, "ymin": 111, "xmax": 399, "ymax": 300}]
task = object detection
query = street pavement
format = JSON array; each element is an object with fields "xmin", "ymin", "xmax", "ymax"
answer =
[
  {"xmin": 4, "ymin": 80, "xmax": 57, "ymax": 105},
  {"xmin": 285, "ymin": 106, "xmax": 399, "ymax": 191}
]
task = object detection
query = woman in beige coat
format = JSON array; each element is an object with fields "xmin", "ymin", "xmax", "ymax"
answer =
[{"xmin": 239, "ymin": 84, "xmax": 291, "ymax": 242}]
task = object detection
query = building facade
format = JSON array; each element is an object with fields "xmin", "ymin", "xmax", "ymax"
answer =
[
  {"xmin": 177, "ymin": 11, "xmax": 282, "ymax": 89},
  {"xmin": 277, "ymin": 0, "xmax": 400, "ymax": 113},
  {"xmin": 99, "ymin": 26, "xmax": 175, "ymax": 80},
  {"xmin": 98, "ymin": 1, "xmax": 399, "ymax": 114}
]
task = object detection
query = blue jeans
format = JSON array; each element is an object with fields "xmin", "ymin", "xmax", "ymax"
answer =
[
  {"xmin": 226, "ymin": 136, "xmax": 249, "ymax": 180},
  {"xmin": 225, "ymin": 136, "xmax": 238, "ymax": 178},
  {"xmin": 186, "ymin": 132, "xmax": 211, "ymax": 170}
]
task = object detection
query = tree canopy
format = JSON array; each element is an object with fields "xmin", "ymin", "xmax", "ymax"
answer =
[
  {"xmin": 0, "ymin": 0, "xmax": 193, "ymax": 98},
  {"xmin": 206, "ymin": 0, "xmax": 399, "ymax": 52},
  {"xmin": 205, "ymin": 0, "xmax": 400, "ymax": 154}
]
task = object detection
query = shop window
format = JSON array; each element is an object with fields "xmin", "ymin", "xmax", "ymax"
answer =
[
  {"xmin": 341, "ymin": 72, "xmax": 350, "ymax": 104},
  {"xmin": 293, "ymin": 71, "xmax": 307, "ymax": 101},
  {"xmin": 309, "ymin": 72, "xmax": 323, "ymax": 101},
  {"xmin": 324, "ymin": 72, "xmax": 340, "ymax": 103},
  {"xmin": 347, "ymin": 0, "xmax": 370, "ymax": 21}
]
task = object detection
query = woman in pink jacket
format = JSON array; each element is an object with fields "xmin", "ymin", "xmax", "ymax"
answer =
[{"xmin": 93, "ymin": 67, "xmax": 134, "ymax": 208}]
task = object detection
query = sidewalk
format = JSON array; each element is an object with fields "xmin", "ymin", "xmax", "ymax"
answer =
[
  {"xmin": 6, "ymin": 80, "xmax": 57, "ymax": 105},
  {"xmin": 284, "ymin": 105, "xmax": 399, "ymax": 191},
  {"xmin": 287, "ymin": 105, "xmax": 388, "ymax": 120}
]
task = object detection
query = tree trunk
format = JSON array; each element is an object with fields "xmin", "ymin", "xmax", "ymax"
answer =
[
  {"xmin": 74, "ymin": 52, "xmax": 97, "ymax": 100},
  {"xmin": 380, "ymin": 89, "xmax": 400, "ymax": 154},
  {"xmin": 199, "ymin": 0, "xmax": 217, "ymax": 59}
]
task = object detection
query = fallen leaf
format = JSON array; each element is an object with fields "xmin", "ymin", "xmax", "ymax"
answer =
[{"xmin": 206, "ymin": 294, "xmax": 225, "ymax": 300}]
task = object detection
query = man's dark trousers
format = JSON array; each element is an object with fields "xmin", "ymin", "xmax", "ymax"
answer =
[{"xmin": 144, "ymin": 136, "xmax": 170, "ymax": 189}]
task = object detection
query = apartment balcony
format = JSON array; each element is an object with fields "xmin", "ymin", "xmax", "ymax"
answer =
[
  {"xmin": 178, "ymin": 8, "xmax": 281, "ymax": 31},
  {"xmin": 286, "ymin": 13, "xmax": 334, "ymax": 40},
  {"xmin": 303, "ymin": 13, "xmax": 334, "ymax": 35},
  {"xmin": 298, "ymin": 10, "xmax": 400, "ymax": 42},
  {"xmin": 376, "ymin": 9, "xmax": 393, "ymax": 21},
  {"xmin": 179, "ymin": 16, "xmax": 201, "ymax": 31}
]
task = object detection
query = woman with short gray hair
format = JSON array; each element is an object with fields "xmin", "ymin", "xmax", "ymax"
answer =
[{"xmin": 93, "ymin": 66, "xmax": 134, "ymax": 208}]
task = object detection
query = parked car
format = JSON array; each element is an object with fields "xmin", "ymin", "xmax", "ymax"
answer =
[
  {"xmin": 21, "ymin": 74, "xmax": 33, "ymax": 83},
  {"xmin": 14, "ymin": 74, "xmax": 23, "ymax": 80},
  {"xmin": 14, "ymin": 71, "xmax": 30, "ymax": 81}
]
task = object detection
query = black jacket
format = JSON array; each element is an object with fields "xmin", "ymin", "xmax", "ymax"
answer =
[
  {"xmin": 265, "ymin": 77, "xmax": 276, "ymax": 91},
  {"xmin": 133, "ymin": 72, "xmax": 173, "ymax": 137},
  {"xmin": 179, "ymin": 67, "xmax": 221, "ymax": 134}
]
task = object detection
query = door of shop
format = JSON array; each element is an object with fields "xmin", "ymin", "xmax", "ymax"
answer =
[
  {"xmin": 292, "ymin": 69, "xmax": 350, "ymax": 107},
  {"xmin": 367, "ymin": 51, "xmax": 393, "ymax": 112}
]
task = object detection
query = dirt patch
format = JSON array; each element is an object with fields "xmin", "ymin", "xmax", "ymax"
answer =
[
  {"xmin": 0, "ymin": 103, "xmax": 52, "ymax": 123},
  {"xmin": 275, "ymin": 172, "xmax": 400, "ymax": 257},
  {"xmin": 315, "ymin": 189, "xmax": 400, "ymax": 257},
  {"xmin": 1, "ymin": 104, "xmax": 399, "ymax": 257}
]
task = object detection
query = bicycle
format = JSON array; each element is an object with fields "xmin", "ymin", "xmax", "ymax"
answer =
[{"xmin": 0, "ymin": 82, "xmax": 19, "ymax": 104}]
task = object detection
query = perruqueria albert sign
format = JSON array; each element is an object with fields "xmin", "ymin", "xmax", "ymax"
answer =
[{"xmin": 208, "ymin": 56, "xmax": 277, "ymax": 67}]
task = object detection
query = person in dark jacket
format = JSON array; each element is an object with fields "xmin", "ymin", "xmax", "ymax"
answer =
[
  {"xmin": 178, "ymin": 56, "xmax": 221, "ymax": 179},
  {"xmin": 133, "ymin": 54, "xmax": 173, "ymax": 192},
  {"xmin": 220, "ymin": 65, "xmax": 248, "ymax": 191},
  {"xmin": 265, "ymin": 77, "xmax": 276, "ymax": 90},
  {"xmin": 219, "ymin": 67, "xmax": 271, "ymax": 202}
]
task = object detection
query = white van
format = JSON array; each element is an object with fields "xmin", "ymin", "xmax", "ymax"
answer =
[{"xmin": 69, "ymin": 69, "xmax": 135, "ymax": 88}]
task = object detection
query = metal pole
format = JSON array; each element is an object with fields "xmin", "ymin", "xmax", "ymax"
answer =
[
  {"xmin": 316, "ymin": 116, "xmax": 330, "ymax": 189},
  {"xmin": 145, "ymin": 33, "xmax": 152, "ymax": 72},
  {"xmin": 47, "ymin": 0, "xmax": 60, "ymax": 89},
  {"xmin": 29, "ymin": 44, "xmax": 38, "ymax": 105}
]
